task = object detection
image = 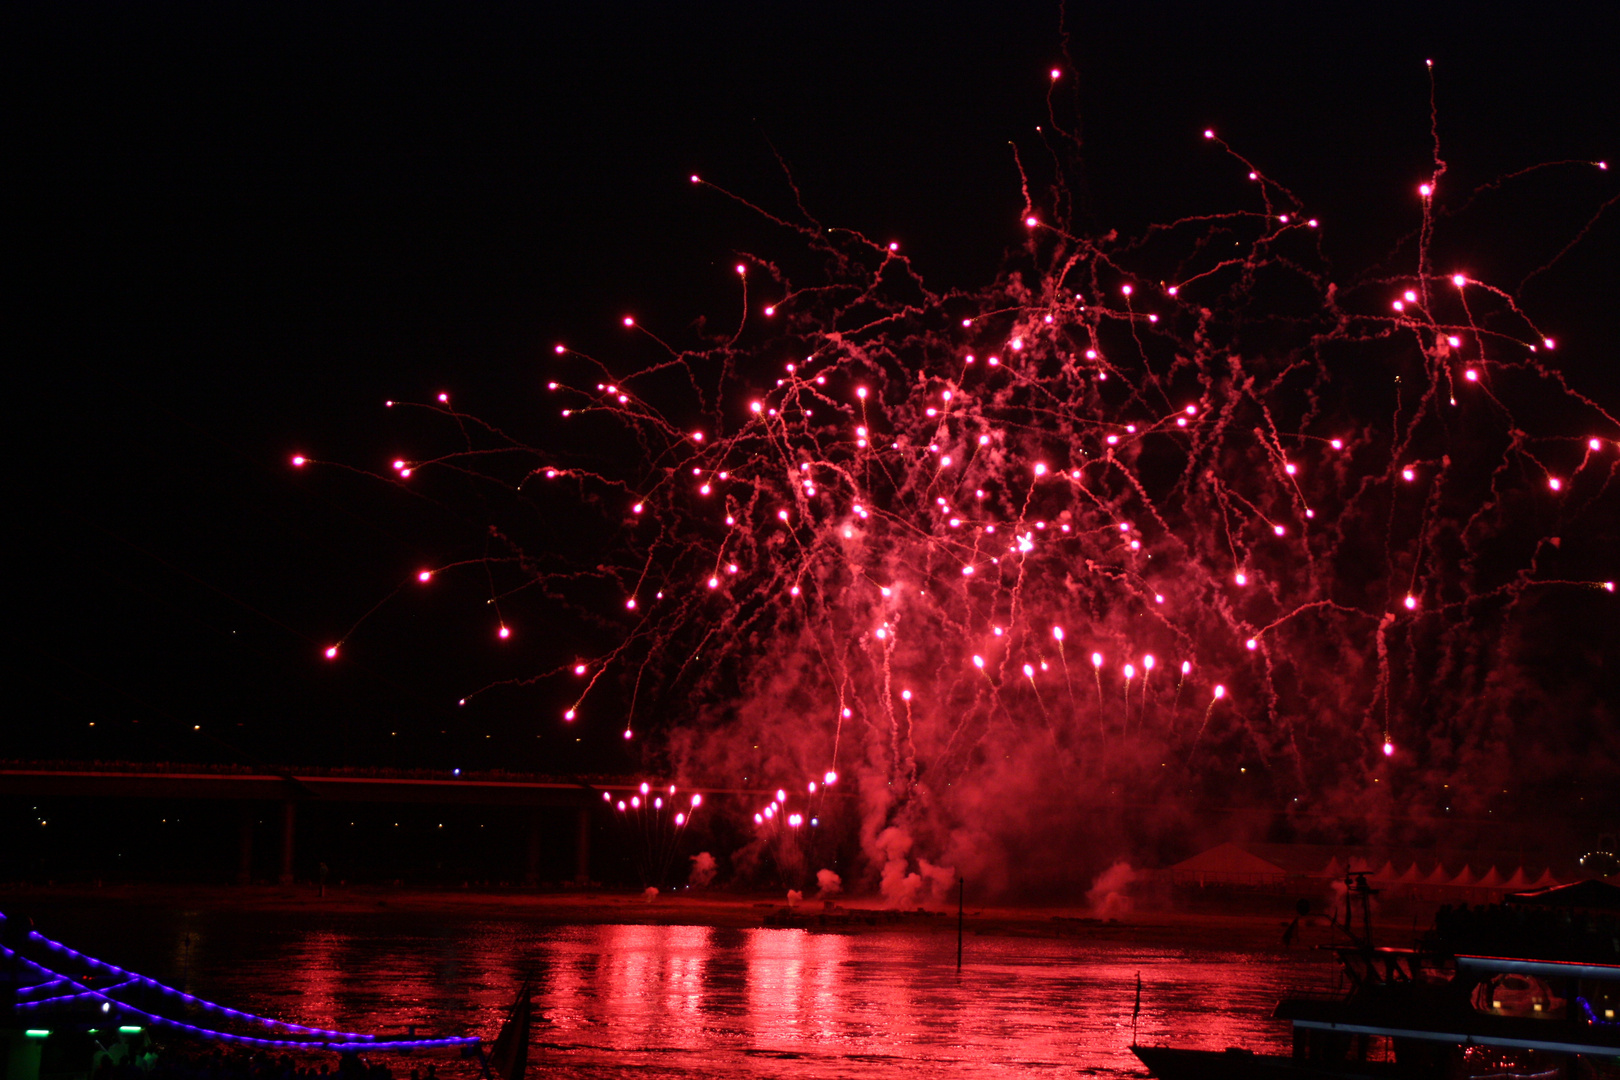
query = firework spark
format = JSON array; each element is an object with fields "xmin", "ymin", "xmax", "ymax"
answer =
[{"xmin": 306, "ymin": 68, "xmax": 1617, "ymax": 895}]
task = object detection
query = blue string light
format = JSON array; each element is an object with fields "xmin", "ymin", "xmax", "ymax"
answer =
[
  {"xmin": 10, "ymin": 914, "xmax": 378, "ymax": 1040},
  {"xmin": 0, "ymin": 919, "xmax": 483, "ymax": 1055},
  {"xmin": 1578, "ymin": 996, "xmax": 1619, "ymax": 1027},
  {"xmin": 4, "ymin": 947, "xmax": 480, "ymax": 1053},
  {"xmin": 16, "ymin": 976, "xmax": 76, "ymax": 998},
  {"xmin": 15, "ymin": 976, "xmax": 140, "ymax": 1009}
]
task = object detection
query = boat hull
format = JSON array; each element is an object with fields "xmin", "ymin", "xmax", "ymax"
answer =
[{"xmin": 1131, "ymin": 1045, "xmax": 1403, "ymax": 1080}]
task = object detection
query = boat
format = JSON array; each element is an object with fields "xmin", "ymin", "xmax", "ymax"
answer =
[
  {"xmin": 1132, "ymin": 873, "xmax": 1620, "ymax": 1078},
  {"xmin": 481, "ymin": 978, "xmax": 534, "ymax": 1080},
  {"xmin": 1, "ymin": 908, "xmax": 497, "ymax": 1080}
]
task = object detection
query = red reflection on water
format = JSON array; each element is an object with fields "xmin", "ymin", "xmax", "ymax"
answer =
[{"xmin": 104, "ymin": 914, "xmax": 1336, "ymax": 1079}]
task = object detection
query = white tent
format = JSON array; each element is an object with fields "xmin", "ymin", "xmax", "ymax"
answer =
[{"xmin": 1528, "ymin": 866, "xmax": 1561, "ymax": 889}]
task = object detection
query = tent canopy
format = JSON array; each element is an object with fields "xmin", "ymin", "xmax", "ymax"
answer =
[{"xmin": 1169, "ymin": 842, "xmax": 1293, "ymax": 875}]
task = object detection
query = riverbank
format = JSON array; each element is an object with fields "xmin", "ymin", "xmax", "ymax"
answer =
[{"xmin": 0, "ymin": 880, "xmax": 1431, "ymax": 955}]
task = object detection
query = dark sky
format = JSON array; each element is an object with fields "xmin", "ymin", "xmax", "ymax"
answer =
[{"xmin": 11, "ymin": 1, "xmax": 1618, "ymax": 775}]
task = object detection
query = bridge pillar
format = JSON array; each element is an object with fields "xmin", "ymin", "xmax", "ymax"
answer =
[
  {"xmin": 236, "ymin": 806, "xmax": 255, "ymax": 885},
  {"xmin": 277, "ymin": 800, "xmax": 296, "ymax": 885},
  {"xmin": 575, "ymin": 806, "xmax": 590, "ymax": 885},
  {"xmin": 525, "ymin": 809, "xmax": 542, "ymax": 888}
]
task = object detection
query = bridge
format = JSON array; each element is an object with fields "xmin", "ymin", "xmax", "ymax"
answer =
[{"xmin": 0, "ymin": 764, "xmax": 756, "ymax": 886}]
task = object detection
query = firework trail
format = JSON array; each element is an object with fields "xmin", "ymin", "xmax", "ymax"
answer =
[
  {"xmin": 607, "ymin": 783, "xmax": 703, "ymax": 888},
  {"xmin": 301, "ymin": 68, "xmax": 1618, "ymax": 894}
]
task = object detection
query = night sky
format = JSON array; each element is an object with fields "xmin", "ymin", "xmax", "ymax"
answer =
[{"xmin": 12, "ymin": 1, "xmax": 1618, "ymax": 782}]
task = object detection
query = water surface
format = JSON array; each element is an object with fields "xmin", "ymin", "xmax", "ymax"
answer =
[{"xmin": 35, "ymin": 908, "xmax": 1341, "ymax": 1078}]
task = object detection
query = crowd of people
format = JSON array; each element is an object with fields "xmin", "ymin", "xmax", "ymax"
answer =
[{"xmin": 92, "ymin": 1041, "xmax": 449, "ymax": 1080}]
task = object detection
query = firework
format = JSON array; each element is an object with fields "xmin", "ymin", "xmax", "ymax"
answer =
[
  {"xmin": 607, "ymin": 781, "xmax": 701, "ymax": 888},
  {"xmin": 305, "ymin": 65, "xmax": 1617, "ymax": 893}
]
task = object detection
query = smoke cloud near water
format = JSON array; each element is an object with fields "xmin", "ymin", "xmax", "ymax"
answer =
[
  {"xmin": 1087, "ymin": 861, "xmax": 1138, "ymax": 919},
  {"xmin": 874, "ymin": 825, "xmax": 956, "ymax": 909},
  {"xmin": 688, "ymin": 851, "xmax": 717, "ymax": 888}
]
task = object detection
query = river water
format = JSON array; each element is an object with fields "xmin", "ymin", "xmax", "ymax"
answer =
[{"xmin": 29, "ymin": 906, "xmax": 1343, "ymax": 1078}]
